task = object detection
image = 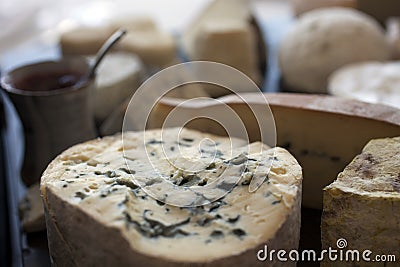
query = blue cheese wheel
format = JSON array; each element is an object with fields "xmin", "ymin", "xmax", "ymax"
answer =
[
  {"xmin": 40, "ymin": 128, "xmax": 302, "ymax": 266},
  {"xmin": 322, "ymin": 137, "xmax": 400, "ymax": 266}
]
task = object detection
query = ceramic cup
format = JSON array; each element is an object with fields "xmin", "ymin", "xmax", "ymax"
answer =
[{"xmin": 1, "ymin": 57, "xmax": 97, "ymax": 186}]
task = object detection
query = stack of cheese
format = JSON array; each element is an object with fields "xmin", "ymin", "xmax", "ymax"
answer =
[{"xmin": 40, "ymin": 127, "xmax": 302, "ymax": 266}]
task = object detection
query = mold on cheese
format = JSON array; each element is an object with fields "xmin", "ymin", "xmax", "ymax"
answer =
[
  {"xmin": 40, "ymin": 127, "xmax": 302, "ymax": 267},
  {"xmin": 149, "ymin": 93, "xmax": 400, "ymax": 209}
]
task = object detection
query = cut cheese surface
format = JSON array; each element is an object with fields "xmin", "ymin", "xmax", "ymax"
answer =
[
  {"xmin": 149, "ymin": 93, "xmax": 400, "ymax": 209},
  {"xmin": 41, "ymin": 127, "xmax": 302, "ymax": 266},
  {"xmin": 322, "ymin": 137, "xmax": 400, "ymax": 266}
]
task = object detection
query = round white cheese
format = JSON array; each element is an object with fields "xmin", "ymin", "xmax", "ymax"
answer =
[
  {"xmin": 279, "ymin": 7, "xmax": 390, "ymax": 93},
  {"xmin": 328, "ymin": 61, "xmax": 400, "ymax": 108}
]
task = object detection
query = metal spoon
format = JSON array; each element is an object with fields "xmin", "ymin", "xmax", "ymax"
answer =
[
  {"xmin": 87, "ymin": 28, "xmax": 127, "ymax": 79},
  {"xmin": 68, "ymin": 28, "xmax": 126, "ymax": 87}
]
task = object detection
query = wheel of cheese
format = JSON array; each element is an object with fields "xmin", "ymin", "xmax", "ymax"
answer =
[
  {"xmin": 290, "ymin": 0, "xmax": 356, "ymax": 16},
  {"xmin": 91, "ymin": 52, "xmax": 144, "ymax": 124},
  {"xmin": 41, "ymin": 127, "xmax": 302, "ymax": 266},
  {"xmin": 328, "ymin": 61, "xmax": 400, "ymax": 108},
  {"xmin": 279, "ymin": 8, "xmax": 390, "ymax": 93},
  {"xmin": 322, "ymin": 136, "xmax": 400, "ymax": 263}
]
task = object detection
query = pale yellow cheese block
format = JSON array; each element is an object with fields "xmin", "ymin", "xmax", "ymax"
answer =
[
  {"xmin": 110, "ymin": 15, "xmax": 157, "ymax": 32},
  {"xmin": 59, "ymin": 18, "xmax": 177, "ymax": 68},
  {"xmin": 180, "ymin": 0, "xmax": 263, "ymax": 93},
  {"xmin": 60, "ymin": 25, "xmax": 115, "ymax": 56},
  {"xmin": 321, "ymin": 137, "xmax": 400, "ymax": 266},
  {"xmin": 279, "ymin": 8, "xmax": 389, "ymax": 93},
  {"xmin": 148, "ymin": 93, "xmax": 400, "ymax": 209},
  {"xmin": 190, "ymin": 19, "xmax": 261, "ymax": 96},
  {"xmin": 41, "ymin": 127, "xmax": 302, "ymax": 266},
  {"xmin": 181, "ymin": 0, "xmax": 252, "ymax": 58}
]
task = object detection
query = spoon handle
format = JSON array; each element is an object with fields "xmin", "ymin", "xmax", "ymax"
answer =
[{"xmin": 88, "ymin": 29, "xmax": 127, "ymax": 78}]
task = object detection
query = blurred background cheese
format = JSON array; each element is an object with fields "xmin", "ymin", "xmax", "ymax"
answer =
[
  {"xmin": 90, "ymin": 52, "xmax": 144, "ymax": 124},
  {"xmin": 180, "ymin": 0, "xmax": 265, "ymax": 97},
  {"xmin": 110, "ymin": 15, "xmax": 157, "ymax": 32},
  {"xmin": 60, "ymin": 25, "xmax": 115, "ymax": 55},
  {"xmin": 322, "ymin": 137, "xmax": 400, "ymax": 266},
  {"xmin": 279, "ymin": 7, "xmax": 390, "ymax": 93},
  {"xmin": 328, "ymin": 61, "xmax": 400, "ymax": 108},
  {"xmin": 118, "ymin": 29, "xmax": 177, "ymax": 68}
]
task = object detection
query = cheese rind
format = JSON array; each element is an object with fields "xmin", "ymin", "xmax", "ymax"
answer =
[
  {"xmin": 322, "ymin": 137, "xmax": 400, "ymax": 266},
  {"xmin": 190, "ymin": 20, "xmax": 262, "ymax": 96},
  {"xmin": 41, "ymin": 128, "xmax": 302, "ymax": 266}
]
